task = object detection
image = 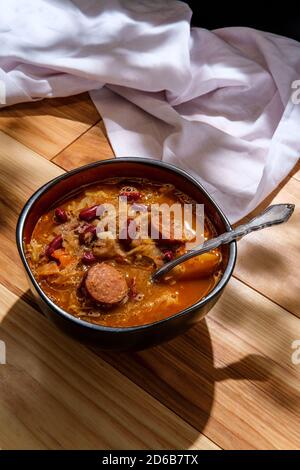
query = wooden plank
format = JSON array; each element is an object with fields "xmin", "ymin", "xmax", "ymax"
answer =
[
  {"xmin": 293, "ymin": 170, "xmax": 300, "ymax": 182},
  {"xmin": 0, "ymin": 131, "xmax": 63, "ymax": 296},
  {"xmin": 0, "ymin": 285, "xmax": 218, "ymax": 450},
  {"xmin": 0, "ymin": 132, "xmax": 218, "ymax": 450},
  {"xmin": 234, "ymin": 176, "xmax": 300, "ymax": 317},
  {"xmin": 52, "ymin": 121, "xmax": 114, "ymax": 170},
  {"xmin": 291, "ymin": 159, "xmax": 300, "ymax": 182},
  {"xmin": 1, "ymin": 126, "xmax": 299, "ymax": 449},
  {"xmin": 0, "ymin": 94, "xmax": 100, "ymax": 159},
  {"xmin": 291, "ymin": 157, "xmax": 300, "ymax": 181},
  {"xmin": 99, "ymin": 277, "xmax": 300, "ymax": 450}
]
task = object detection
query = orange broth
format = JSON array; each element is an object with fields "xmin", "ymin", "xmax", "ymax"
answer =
[{"xmin": 26, "ymin": 178, "xmax": 223, "ymax": 327}]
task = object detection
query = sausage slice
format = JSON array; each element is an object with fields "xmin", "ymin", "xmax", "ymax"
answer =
[{"xmin": 84, "ymin": 262, "xmax": 128, "ymax": 307}]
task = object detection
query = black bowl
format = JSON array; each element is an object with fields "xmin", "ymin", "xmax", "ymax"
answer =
[{"xmin": 16, "ymin": 158, "xmax": 236, "ymax": 350}]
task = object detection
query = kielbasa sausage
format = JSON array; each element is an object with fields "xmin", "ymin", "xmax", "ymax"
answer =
[{"xmin": 84, "ymin": 262, "xmax": 128, "ymax": 307}]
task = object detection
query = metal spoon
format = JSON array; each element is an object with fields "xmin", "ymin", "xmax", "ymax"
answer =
[{"xmin": 151, "ymin": 203, "xmax": 295, "ymax": 282}]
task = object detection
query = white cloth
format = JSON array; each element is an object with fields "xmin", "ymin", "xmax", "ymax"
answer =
[{"xmin": 1, "ymin": 0, "xmax": 299, "ymax": 222}]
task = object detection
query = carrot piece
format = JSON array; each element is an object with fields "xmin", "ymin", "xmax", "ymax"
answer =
[{"xmin": 51, "ymin": 249, "xmax": 75, "ymax": 267}]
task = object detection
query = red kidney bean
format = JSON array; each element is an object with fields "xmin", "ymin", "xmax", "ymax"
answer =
[
  {"xmin": 163, "ymin": 250, "xmax": 174, "ymax": 262},
  {"xmin": 54, "ymin": 208, "xmax": 68, "ymax": 224},
  {"xmin": 119, "ymin": 187, "xmax": 141, "ymax": 202},
  {"xmin": 45, "ymin": 235, "xmax": 63, "ymax": 258},
  {"xmin": 79, "ymin": 225, "xmax": 97, "ymax": 245},
  {"xmin": 82, "ymin": 251, "xmax": 97, "ymax": 265},
  {"xmin": 79, "ymin": 205, "xmax": 99, "ymax": 221}
]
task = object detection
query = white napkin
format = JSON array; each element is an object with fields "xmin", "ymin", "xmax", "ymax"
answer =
[{"xmin": 1, "ymin": 0, "xmax": 299, "ymax": 222}]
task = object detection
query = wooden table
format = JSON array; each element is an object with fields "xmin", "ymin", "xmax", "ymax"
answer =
[{"xmin": 0, "ymin": 93, "xmax": 299, "ymax": 450}]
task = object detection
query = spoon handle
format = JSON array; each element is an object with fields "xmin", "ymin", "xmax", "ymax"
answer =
[{"xmin": 152, "ymin": 203, "xmax": 295, "ymax": 282}]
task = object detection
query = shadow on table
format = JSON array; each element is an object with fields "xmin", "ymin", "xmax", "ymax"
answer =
[
  {"xmin": 95, "ymin": 330, "xmax": 273, "ymax": 440},
  {"xmin": 2, "ymin": 288, "xmax": 298, "ymax": 449}
]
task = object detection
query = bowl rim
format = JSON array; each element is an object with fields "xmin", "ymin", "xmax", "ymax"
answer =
[{"xmin": 16, "ymin": 157, "xmax": 237, "ymax": 333}]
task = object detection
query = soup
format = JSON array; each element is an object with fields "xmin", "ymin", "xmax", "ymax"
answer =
[{"xmin": 26, "ymin": 178, "xmax": 223, "ymax": 327}]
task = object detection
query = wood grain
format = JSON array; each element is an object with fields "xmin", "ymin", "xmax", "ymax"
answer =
[
  {"xmin": 0, "ymin": 131, "xmax": 63, "ymax": 296},
  {"xmin": 293, "ymin": 170, "xmax": 300, "ymax": 182},
  {"xmin": 1, "ymin": 139, "xmax": 299, "ymax": 449},
  {"xmin": 0, "ymin": 285, "xmax": 218, "ymax": 450},
  {"xmin": 290, "ymin": 159, "xmax": 300, "ymax": 182},
  {"xmin": 234, "ymin": 177, "xmax": 300, "ymax": 316},
  {"xmin": 53, "ymin": 121, "xmax": 113, "ymax": 170},
  {"xmin": 0, "ymin": 93, "xmax": 100, "ymax": 159},
  {"xmin": 99, "ymin": 276, "xmax": 300, "ymax": 450},
  {"xmin": 1, "ymin": 93, "xmax": 300, "ymax": 450}
]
